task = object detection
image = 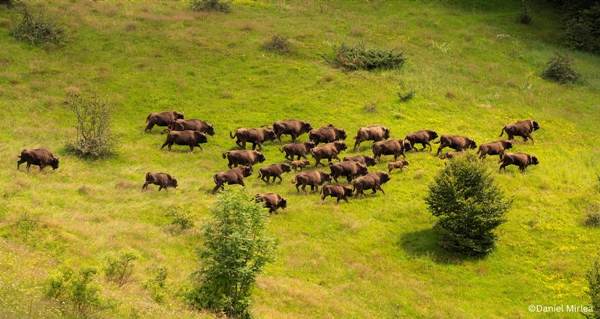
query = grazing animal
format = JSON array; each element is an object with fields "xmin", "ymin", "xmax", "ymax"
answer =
[
  {"xmin": 309, "ymin": 125, "xmax": 347, "ymax": 145},
  {"xmin": 255, "ymin": 193, "xmax": 287, "ymax": 213},
  {"xmin": 222, "ymin": 150, "xmax": 265, "ymax": 168},
  {"xmin": 258, "ymin": 163, "xmax": 291, "ymax": 183},
  {"xmin": 290, "ymin": 159, "xmax": 310, "ymax": 171},
  {"xmin": 477, "ymin": 140, "xmax": 513, "ymax": 159},
  {"xmin": 292, "ymin": 171, "xmax": 331, "ymax": 192},
  {"xmin": 500, "ymin": 119, "xmax": 540, "ymax": 143},
  {"xmin": 441, "ymin": 151, "xmax": 466, "ymax": 159},
  {"xmin": 281, "ymin": 142, "xmax": 316, "ymax": 160},
  {"xmin": 161, "ymin": 130, "xmax": 207, "ymax": 152},
  {"xmin": 352, "ymin": 172, "xmax": 391, "ymax": 197},
  {"xmin": 17, "ymin": 148, "xmax": 59, "ymax": 172},
  {"xmin": 145, "ymin": 111, "xmax": 184, "ymax": 132},
  {"xmin": 311, "ymin": 141, "xmax": 347, "ymax": 167},
  {"xmin": 272, "ymin": 119, "xmax": 313, "ymax": 142},
  {"xmin": 404, "ymin": 130, "xmax": 438, "ymax": 151},
  {"xmin": 168, "ymin": 119, "xmax": 215, "ymax": 136},
  {"xmin": 388, "ymin": 159, "xmax": 409, "ymax": 173},
  {"xmin": 372, "ymin": 139, "xmax": 412, "ymax": 161},
  {"xmin": 230, "ymin": 127, "xmax": 277, "ymax": 150},
  {"xmin": 435, "ymin": 135, "xmax": 476, "ymax": 156},
  {"xmin": 142, "ymin": 172, "xmax": 178, "ymax": 191},
  {"xmin": 499, "ymin": 152, "xmax": 539, "ymax": 172},
  {"xmin": 321, "ymin": 184, "xmax": 353, "ymax": 203},
  {"xmin": 212, "ymin": 166, "xmax": 252, "ymax": 193},
  {"xmin": 342, "ymin": 155, "xmax": 377, "ymax": 167},
  {"xmin": 354, "ymin": 125, "xmax": 390, "ymax": 150},
  {"xmin": 329, "ymin": 161, "xmax": 368, "ymax": 182}
]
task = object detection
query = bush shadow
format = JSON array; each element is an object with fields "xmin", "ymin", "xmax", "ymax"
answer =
[{"xmin": 398, "ymin": 228, "xmax": 482, "ymax": 265}]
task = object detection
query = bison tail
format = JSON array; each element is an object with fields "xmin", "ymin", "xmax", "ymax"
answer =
[{"xmin": 499, "ymin": 127, "xmax": 506, "ymax": 137}]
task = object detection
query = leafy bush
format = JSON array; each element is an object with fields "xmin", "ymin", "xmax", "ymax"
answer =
[
  {"xmin": 262, "ymin": 35, "xmax": 291, "ymax": 54},
  {"xmin": 564, "ymin": 3, "xmax": 600, "ymax": 53},
  {"xmin": 190, "ymin": 0, "xmax": 230, "ymax": 12},
  {"xmin": 46, "ymin": 267, "xmax": 102, "ymax": 318},
  {"xmin": 519, "ymin": 0, "xmax": 532, "ymax": 24},
  {"xmin": 325, "ymin": 43, "xmax": 405, "ymax": 71},
  {"xmin": 363, "ymin": 102, "xmax": 377, "ymax": 113},
  {"xmin": 165, "ymin": 206, "xmax": 194, "ymax": 234},
  {"xmin": 144, "ymin": 266, "xmax": 168, "ymax": 303},
  {"xmin": 186, "ymin": 190, "xmax": 276, "ymax": 319},
  {"xmin": 425, "ymin": 156, "xmax": 511, "ymax": 256},
  {"xmin": 10, "ymin": 7, "xmax": 64, "ymax": 46},
  {"xmin": 586, "ymin": 211, "xmax": 600, "ymax": 227},
  {"xmin": 104, "ymin": 252, "xmax": 137, "ymax": 287},
  {"xmin": 65, "ymin": 92, "xmax": 114, "ymax": 159},
  {"xmin": 398, "ymin": 90, "xmax": 415, "ymax": 102},
  {"xmin": 585, "ymin": 258, "xmax": 600, "ymax": 319},
  {"xmin": 542, "ymin": 53, "xmax": 579, "ymax": 84}
]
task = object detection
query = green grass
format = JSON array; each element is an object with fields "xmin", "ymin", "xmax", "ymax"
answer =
[{"xmin": 0, "ymin": 0, "xmax": 599, "ymax": 318}]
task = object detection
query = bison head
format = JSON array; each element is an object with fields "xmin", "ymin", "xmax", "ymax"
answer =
[
  {"xmin": 378, "ymin": 172, "xmax": 391, "ymax": 183},
  {"xmin": 255, "ymin": 152, "xmax": 266, "ymax": 163},
  {"xmin": 401, "ymin": 139, "xmax": 413, "ymax": 151},
  {"xmin": 335, "ymin": 128, "xmax": 347, "ymax": 140},
  {"xmin": 302, "ymin": 122, "xmax": 313, "ymax": 132},
  {"xmin": 264, "ymin": 128, "xmax": 277, "ymax": 141},
  {"xmin": 169, "ymin": 121, "xmax": 185, "ymax": 131},
  {"xmin": 305, "ymin": 142, "xmax": 316, "ymax": 150},
  {"xmin": 194, "ymin": 131, "xmax": 208, "ymax": 143},
  {"xmin": 241, "ymin": 165, "xmax": 253, "ymax": 177},
  {"xmin": 383, "ymin": 127, "xmax": 390, "ymax": 139},
  {"xmin": 343, "ymin": 186, "xmax": 353, "ymax": 197},
  {"xmin": 501, "ymin": 140, "xmax": 513, "ymax": 149},
  {"xmin": 51, "ymin": 157, "xmax": 60, "ymax": 170},
  {"xmin": 363, "ymin": 156, "xmax": 376, "ymax": 166},
  {"xmin": 334, "ymin": 141, "xmax": 347, "ymax": 152},
  {"xmin": 532, "ymin": 121, "xmax": 540, "ymax": 131},
  {"xmin": 428, "ymin": 130, "xmax": 439, "ymax": 140},
  {"xmin": 467, "ymin": 139, "xmax": 477, "ymax": 149},
  {"xmin": 205, "ymin": 123, "xmax": 215, "ymax": 136},
  {"xmin": 278, "ymin": 198, "xmax": 287, "ymax": 209},
  {"xmin": 530, "ymin": 155, "xmax": 539, "ymax": 165},
  {"xmin": 357, "ymin": 163, "xmax": 368, "ymax": 176},
  {"xmin": 320, "ymin": 172, "xmax": 332, "ymax": 183},
  {"xmin": 170, "ymin": 178, "xmax": 178, "ymax": 188},
  {"xmin": 281, "ymin": 163, "xmax": 291, "ymax": 172},
  {"xmin": 173, "ymin": 112, "xmax": 184, "ymax": 120}
]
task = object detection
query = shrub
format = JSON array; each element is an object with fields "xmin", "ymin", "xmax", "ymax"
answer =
[
  {"xmin": 190, "ymin": 0, "xmax": 230, "ymax": 12},
  {"xmin": 10, "ymin": 7, "xmax": 64, "ymax": 46},
  {"xmin": 398, "ymin": 90, "xmax": 415, "ymax": 102},
  {"xmin": 144, "ymin": 266, "xmax": 168, "ymax": 303},
  {"xmin": 564, "ymin": 3, "xmax": 600, "ymax": 54},
  {"xmin": 518, "ymin": 0, "xmax": 532, "ymax": 24},
  {"xmin": 542, "ymin": 53, "xmax": 579, "ymax": 84},
  {"xmin": 363, "ymin": 102, "xmax": 377, "ymax": 113},
  {"xmin": 425, "ymin": 156, "xmax": 511, "ymax": 256},
  {"xmin": 186, "ymin": 190, "xmax": 276, "ymax": 319},
  {"xmin": 262, "ymin": 35, "xmax": 291, "ymax": 54},
  {"xmin": 65, "ymin": 92, "xmax": 114, "ymax": 159},
  {"xmin": 15, "ymin": 212, "xmax": 37, "ymax": 241},
  {"xmin": 165, "ymin": 206, "xmax": 194, "ymax": 234},
  {"xmin": 585, "ymin": 258, "xmax": 600, "ymax": 319},
  {"xmin": 586, "ymin": 211, "xmax": 600, "ymax": 227},
  {"xmin": 325, "ymin": 43, "xmax": 405, "ymax": 71},
  {"xmin": 104, "ymin": 252, "xmax": 137, "ymax": 287},
  {"xmin": 46, "ymin": 267, "xmax": 101, "ymax": 318}
]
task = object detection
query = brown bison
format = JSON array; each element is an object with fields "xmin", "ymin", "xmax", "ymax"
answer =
[
  {"xmin": 292, "ymin": 171, "xmax": 331, "ymax": 192},
  {"xmin": 321, "ymin": 184, "xmax": 353, "ymax": 203},
  {"xmin": 161, "ymin": 130, "xmax": 207, "ymax": 152},
  {"xmin": 499, "ymin": 152, "xmax": 539, "ymax": 172},
  {"xmin": 230, "ymin": 127, "xmax": 277, "ymax": 150},
  {"xmin": 311, "ymin": 141, "xmax": 347, "ymax": 167},
  {"xmin": 168, "ymin": 119, "xmax": 215, "ymax": 136},
  {"xmin": 352, "ymin": 172, "xmax": 391, "ymax": 197},
  {"xmin": 477, "ymin": 140, "xmax": 513, "ymax": 159},
  {"xmin": 440, "ymin": 151, "xmax": 466, "ymax": 160},
  {"xmin": 500, "ymin": 119, "xmax": 540, "ymax": 143},
  {"xmin": 255, "ymin": 193, "xmax": 287, "ymax": 213},
  {"xmin": 435, "ymin": 135, "xmax": 476, "ymax": 156},
  {"xmin": 353, "ymin": 125, "xmax": 390, "ymax": 150},
  {"xmin": 404, "ymin": 130, "xmax": 438, "ymax": 151},
  {"xmin": 272, "ymin": 119, "xmax": 313, "ymax": 142},
  {"xmin": 388, "ymin": 159, "xmax": 409, "ymax": 173},
  {"xmin": 342, "ymin": 155, "xmax": 377, "ymax": 167},
  {"xmin": 212, "ymin": 166, "xmax": 253, "ymax": 193},
  {"xmin": 329, "ymin": 161, "xmax": 368, "ymax": 183},
  {"xmin": 258, "ymin": 163, "xmax": 291, "ymax": 183},
  {"xmin": 145, "ymin": 111, "xmax": 184, "ymax": 132},
  {"xmin": 290, "ymin": 159, "xmax": 310, "ymax": 171},
  {"xmin": 142, "ymin": 172, "xmax": 178, "ymax": 191},
  {"xmin": 372, "ymin": 139, "xmax": 412, "ymax": 161},
  {"xmin": 309, "ymin": 124, "xmax": 347, "ymax": 145},
  {"xmin": 281, "ymin": 142, "xmax": 316, "ymax": 160},
  {"xmin": 17, "ymin": 148, "xmax": 59, "ymax": 172},
  {"xmin": 222, "ymin": 150, "xmax": 265, "ymax": 168}
]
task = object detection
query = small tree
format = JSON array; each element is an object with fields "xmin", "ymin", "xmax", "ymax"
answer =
[
  {"xmin": 66, "ymin": 92, "xmax": 114, "ymax": 159},
  {"xmin": 46, "ymin": 267, "xmax": 102, "ymax": 318},
  {"xmin": 104, "ymin": 252, "xmax": 137, "ymax": 287},
  {"xmin": 10, "ymin": 6, "xmax": 64, "ymax": 46},
  {"xmin": 187, "ymin": 190, "xmax": 276, "ymax": 319},
  {"xmin": 425, "ymin": 156, "xmax": 511, "ymax": 256},
  {"xmin": 542, "ymin": 53, "xmax": 579, "ymax": 84},
  {"xmin": 585, "ymin": 258, "xmax": 600, "ymax": 319}
]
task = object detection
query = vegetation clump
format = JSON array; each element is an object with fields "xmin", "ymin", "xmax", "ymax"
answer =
[
  {"xmin": 104, "ymin": 252, "xmax": 137, "ymax": 287},
  {"xmin": 190, "ymin": 0, "xmax": 230, "ymax": 13},
  {"xmin": 585, "ymin": 258, "xmax": 600, "ymax": 319},
  {"xmin": 144, "ymin": 266, "xmax": 168, "ymax": 303},
  {"xmin": 325, "ymin": 43, "xmax": 405, "ymax": 71},
  {"xmin": 262, "ymin": 35, "xmax": 291, "ymax": 54},
  {"xmin": 165, "ymin": 206, "xmax": 195, "ymax": 234},
  {"xmin": 563, "ymin": 2, "xmax": 600, "ymax": 54},
  {"xmin": 65, "ymin": 92, "xmax": 114, "ymax": 159},
  {"xmin": 398, "ymin": 90, "xmax": 415, "ymax": 102},
  {"xmin": 10, "ymin": 7, "xmax": 64, "ymax": 46},
  {"xmin": 542, "ymin": 53, "xmax": 579, "ymax": 84},
  {"xmin": 46, "ymin": 267, "xmax": 102, "ymax": 318}
]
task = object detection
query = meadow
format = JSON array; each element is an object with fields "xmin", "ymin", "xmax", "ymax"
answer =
[{"xmin": 0, "ymin": 0, "xmax": 599, "ymax": 318}]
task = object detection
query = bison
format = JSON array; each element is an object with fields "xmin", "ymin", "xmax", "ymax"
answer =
[
  {"xmin": 281, "ymin": 142, "xmax": 316, "ymax": 160},
  {"xmin": 499, "ymin": 152, "xmax": 539, "ymax": 172},
  {"xmin": 290, "ymin": 159, "xmax": 310, "ymax": 171},
  {"xmin": 372, "ymin": 139, "xmax": 412, "ymax": 161},
  {"xmin": 309, "ymin": 124, "xmax": 347, "ymax": 145},
  {"xmin": 212, "ymin": 166, "xmax": 253, "ymax": 193},
  {"xmin": 352, "ymin": 172, "xmax": 391, "ymax": 197},
  {"xmin": 353, "ymin": 125, "xmax": 390, "ymax": 150},
  {"xmin": 388, "ymin": 159, "xmax": 409, "ymax": 173},
  {"xmin": 292, "ymin": 171, "xmax": 331, "ymax": 192},
  {"xmin": 477, "ymin": 140, "xmax": 513, "ymax": 159},
  {"xmin": 342, "ymin": 155, "xmax": 377, "ymax": 167},
  {"xmin": 500, "ymin": 119, "xmax": 540, "ymax": 143},
  {"xmin": 145, "ymin": 111, "xmax": 184, "ymax": 132},
  {"xmin": 311, "ymin": 141, "xmax": 347, "ymax": 167},
  {"xmin": 255, "ymin": 193, "xmax": 287, "ymax": 213},
  {"xmin": 272, "ymin": 119, "xmax": 313, "ymax": 142},
  {"xmin": 168, "ymin": 119, "xmax": 215, "ymax": 136},
  {"xmin": 142, "ymin": 172, "xmax": 178, "ymax": 191},
  {"xmin": 258, "ymin": 163, "xmax": 291, "ymax": 183},
  {"xmin": 435, "ymin": 135, "xmax": 476, "ymax": 156},
  {"xmin": 329, "ymin": 161, "xmax": 368, "ymax": 182},
  {"xmin": 405, "ymin": 130, "xmax": 438, "ymax": 151},
  {"xmin": 17, "ymin": 148, "xmax": 59, "ymax": 172},
  {"xmin": 161, "ymin": 130, "xmax": 207, "ymax": 152},
  {"xmin": 230, "ymin": 127, "xmax": 277, "ymax": 150},
  {"xmin": 321, "ymin": 184, "xmax": 353, "ymax": 203},
  {"xmin": 222, "ymin": 150, "xmax": 265, "ymax": 168},
  {"xmin": 440, "ymin": 151, "xmax": 466, "ymax": 160}
]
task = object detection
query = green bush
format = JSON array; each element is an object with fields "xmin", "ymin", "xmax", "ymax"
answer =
[
  {"xmin": 65, "ymin": 92, "xmax": 114, "ymax": 159},
  {"xmin": 144, "ymin": 266, "xmax": 168, "ymax": 303},
  {"xmin": 542, "ymin": 53, "xmax": 579, "ymax": 84},
  {"xmin": 165, "ymin": 206, "xmax": 194, "ymax": 234},
  {"xmin": 325, "ymin": 43, "xmax": 405, "ymax": 71},
  {"xmin": 262, "ymin": 35, "xmax": 291, "ymax": 54},
  {"xmin": 518, "ymin": 0, "xmax": 532, "ymax": 24},
  {"xmin": 190, "ymin": 0, "xmax": 230, "ymax": 12},
  {"xmin": 10, "ymin": 8, "xmax": 64, "ymax": 46},
  {"xmin": 104, "ymin": 252, "xmax": 137, "ymax": 287},
  {"xmin": 186, "ymin": 190, "xmax": 276, "ymax": 319},
  {"xmin": 586, "ymin": 211, "xmax": 600, "ymax": 227},
  {"xmin": 585, "ymin": 258, "xmax": 600, "ymax": 319},
  {"xmin": 398, "ymin": 90, "xmax": 415, "ymax": 102},
  {"xmin": 46, "ymin": 267, "xmax": 102, "ymax": 318},
  {"xmin": 425, "ymin": 156, "xmax": 511, "ymax": 256},
  {"xmin": 564, "ymin": 3, "xmax": 600, "ymax": 54}
]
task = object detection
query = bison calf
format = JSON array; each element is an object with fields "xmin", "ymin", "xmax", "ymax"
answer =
[
  {"xmin": 477, "ymin": 140, "xmax": 513, "ymax": 159},
  {"xmin": 435, "ymin": 135, "xmax": 476, "ymax": 156},
  {"xmin": 258, "ymin": 163, "xmax": 291, "ymax": 183},
  {"xmin": 17, "ymin": 148, "xmax": 59, "ymax": 172},
  {"xmin": 321, "ymin": 184, "xmax": 353, "ymax": 203},
  {"xmin": 388, "ymin": 159, "xmax": 409, "ymax": 173},
  {"xmin": 290, "ymin": 159, "xmax": 310, "ymax": 171},
  {"xmin": 142, "ymin": 172, "xmax": 178, "ymax": 191},
  {"xmin": 293, "ymin": 171, "xmax": 331, "ymax": 192},
  {"xmin": 212, "ymin": 166, "xmax": 253, "ymax": 193},
  {"xmin": 222, "ymin": 150, "xmax": 265, "ymax": 168},
  {"xmin": 255, "ymin": 193, "xmax": 287, "ymax": 213},
  {"xmin": 499, "ymin": 153, "xmax": 539, "ymax": 172},
  {"xmin": 500, "ymin": 119, "xmax": 540, "ymax": 143},
  {"xmin": 352, "ymin": 172, "xmax": 391, "ymax": 197},
  {"xmin": 161, "ymin": 130, "xmax": 207, "ymax": 152}
]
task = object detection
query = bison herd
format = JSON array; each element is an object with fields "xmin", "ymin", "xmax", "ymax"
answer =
[{"xmin": 17, "ymin": 113, "xmax": 541, "ymax": 214}]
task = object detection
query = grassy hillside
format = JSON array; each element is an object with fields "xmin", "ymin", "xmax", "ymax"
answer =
[{"xmin": 1, "ymin": 0, "xmax": 599, "ymax": 318}]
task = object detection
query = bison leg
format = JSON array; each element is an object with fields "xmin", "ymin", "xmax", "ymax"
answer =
[
  {"xmin": 145, "ymin": 122, "xmax": 154, "ymax": 132},
  {"xmin": 354, "ymin": 140, "xmax": 361, "ymax": 151},
  {"xmin": 436, "ymin": 145, "xmax": 446, "ymax": 156},
  {"xmin": 314, "ymin": 158, "xmax": 321, "ymax": 167},
  {"xmin": 212, "ymin": 183, "xmax": 222, "ymax": 193},
  {"xmin": 189, "ymin": 145, "xmax": 195, "ymax": 152},
  {"xmin": 142, "ymin": 182, "xmax": 150, "ymax": 191},
  {"xmin": 158, "ymin": 185, "xmax": 163, "ymax": 191},
  {"xmin": 26, "ymin": 162, "xmax": 31, "ymax": 172},
  {"xmin": 499, "ymin": 163, "xmax": 508, "ymax": 172},
  {"xmin": 296, "ymin": 183, "xmax": 301, "ymax": 192},
  {"xmin": 17, "ymin": 159, "xmax": 25, "ymax": 170},
  {"xmin": 377, "ymin": 185, "xmax": 385, "ymax": 194},
  {"xmin": 276, "ymin": 175, "xmax": 283, "ymax": 183}
]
